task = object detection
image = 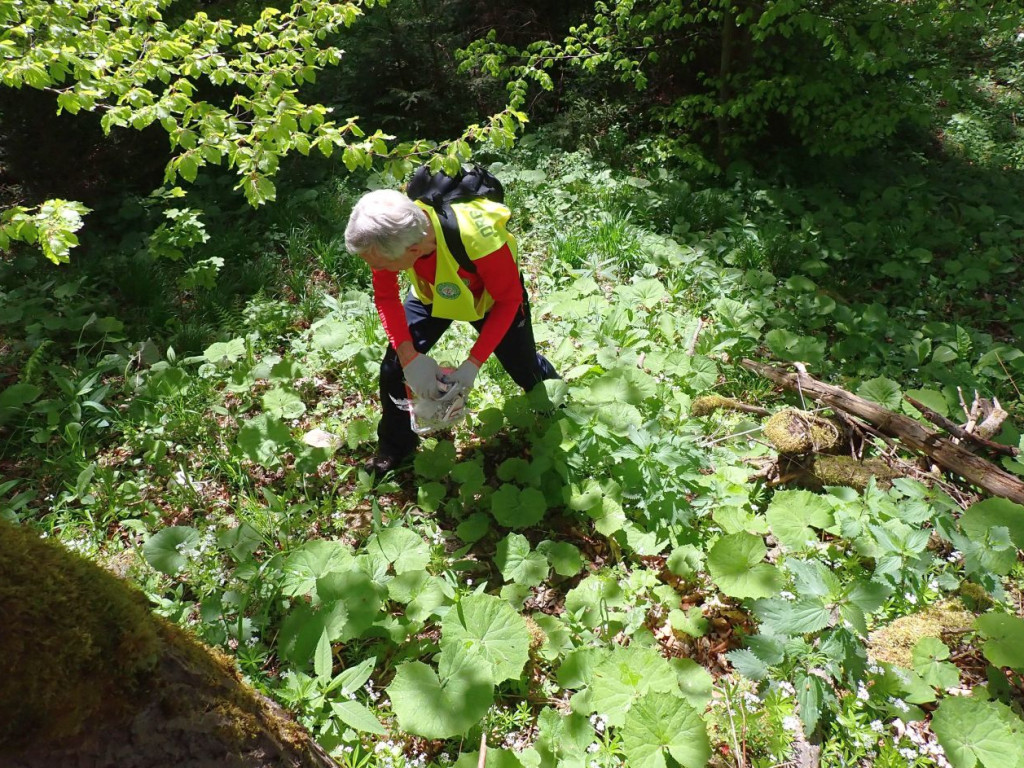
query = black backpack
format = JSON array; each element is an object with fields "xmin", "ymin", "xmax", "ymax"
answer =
[{"xmin": 406, "ymin": 164, "xmax": 505, "ymax": 274}]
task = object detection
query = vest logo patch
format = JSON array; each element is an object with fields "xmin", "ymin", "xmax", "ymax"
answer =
[{"xmin": 437, "ymin": 281, "xmax": 462, "ymax": 300}]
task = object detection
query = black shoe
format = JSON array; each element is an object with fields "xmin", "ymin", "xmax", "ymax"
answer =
[{"xmin": 362, "ymin": 452, "xmax": 412, "ymax": 476}]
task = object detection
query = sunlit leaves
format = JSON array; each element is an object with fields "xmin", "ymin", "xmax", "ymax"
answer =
[
  {"xmin": 911, "ymin": 637, "xmax": 959, "ymax": 690},
  {"xmin": 960, "ymin": 498, "xmax": 1024, "ymax": 549},
  {"xmin": 707, "ymin": 532, "xmax": 783, "ymax": 599},
  {"xmin": 316, "ymin": 570, "xmax": 384, "ymax": 640},
  {"xmin": 0, "ymin": 200, "xmax": 90, "ymax": 264},
  {"xmin": 586, "ymin": 645, "xmax": 676, "ymax": 727},
  {"xmin": 975, "ymin": 613, "xmax": 1024, "ymax": 671},
  {"xmin": 536, "ymin": 540, "xmax": 583, "ymax": 577},
  {"xmin": 857, "ymin": 376, "xmax": 902, "ymax": 409},
  {"xmin": 669, "ymin": 607, "xmax": 708, "ymax": 638},
  {"xmin": 440, "ymin": 594, "xmax": 529, "ymax": 685},
  {"xmin": 237, "ymin": 413, "xmax": 293, "ymax": 467},
  {"xmin": 0, "ymin": 0, "xmax": 529, "ymax": 261},
  {"xmin": 414, "ymin": 440, "xmax": 457, "ymax": 481},
  {"xmin": 490, "ymin": 484, "xmax": 547, "ymax": 529},
  {"xmin": 365, "ymin": 527, "xmax": 430, "ymax": 575},
  {"xmin": 932, "ymin": 697, "xmax": 1024, "ymax": 768},
  {"xmin": 262, "ymin": 387, "xmax": 306, "ymax": 419},
  {"xmin": 620, "ymin": 694, "xmax": 711, "ymax": 768},
  {"xmin": 496, "ymin": 533, "xmax": 548, "ymax": 586},
  {"xmin": 280, "ymin": 539, "xmax": 354, "ymax": 597},
  {"xmin": 765, "ymin": 489, "xmax": 835, "ymax": 551},
  {"xmin": 387, "ymin": 571, "xmax": 449, "ymax": 623},
  {"xmin": 564, "ymin": 574, "xmax": 626, "ymax": 628},
  {"xmin": 387, "ymin": 654, "xmax": 494, "ymax": 739}
]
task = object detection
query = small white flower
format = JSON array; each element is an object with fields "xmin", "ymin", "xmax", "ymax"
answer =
[
  {"xmin": 870, "ymin": 719, "xmax": 884, "ymax": 733},
  {"xmin": 888, "ymin": 696, "xmax": 910, "ymax": 712},
  {"xmin": 782, "ymin": 715, "xmax": 802, "ymax": 732},
  {"xmin": 905, "ymin": 593, "xmax": 918, "ymax": 605},
  {"xmin": 778, "ymin": 681, "xmax": 796, "ymax": 696},
  {"xmin": 857, "ymin": 682, "xmax": 871, "ymax": 702},
  {"xmin": 587, "ymin": 742, "xmax": 600, "ymax": 753}
]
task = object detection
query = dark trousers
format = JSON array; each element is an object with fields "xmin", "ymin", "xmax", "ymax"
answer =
[{"xmin": 378, "ymin": 287, "xmax": 559, "ymax": 457}]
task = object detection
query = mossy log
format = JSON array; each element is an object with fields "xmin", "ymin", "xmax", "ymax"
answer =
[
  {"xmin": 763, "ymin": 408, "xmax": 844, "ymax": 454},
  {"xmin": 742, "ymin": 359, "xmax": 1024, "ymax": 505},
  {"xmin": 690, "ymin": 394, "xmax": 771, "ymax": 417},
  {"xmin": 0, "ymin": 518, "xmax": 337, "ymax": 768},
  {"xmin": 778, "ymin": 454, "xmax": 901, "ymax": 492}
]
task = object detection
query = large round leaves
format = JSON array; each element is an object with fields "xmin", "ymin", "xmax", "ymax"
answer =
[
  {"xmin": 932, "ymin": 696, "xmax": 1024, "ymax": 768},
  {"xmin": 143, "ymin": 526, "xmax": 199, "ymax": 575},
  {"xmin": 387, "ymin": 653, "xmax": 493, "ymax": 739},
  {"xmin": 490, "ymin": 484, "xmax": 547, "ymax": 529},
  {"xmin": 620, "ymin": 694, "xmax": 711, "ymax": 768},
  {"xmin": 707, "ymin": 532, "xmax": 783, "ymax": 599},
  {"xmin": 440, "ymin": 593, "xmax": 530, "ymax": 685}
]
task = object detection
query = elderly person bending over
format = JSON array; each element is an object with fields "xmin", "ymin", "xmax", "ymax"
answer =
[{"xmin": 345, "ymin": 187, "xmax": 559, "ymax": 474}]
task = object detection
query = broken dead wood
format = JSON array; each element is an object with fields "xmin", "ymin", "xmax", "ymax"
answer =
[
  {"xmin": 976, "ymin": 398, "xmax": 1010, "ymax": 441},
  {"xmin": 905, "ymin": 395, "xmax": 1019, "ymax": 458},
  {"xmin": 748, "ymin": 454, "xmax": 902, "ymax": 492},
  {"xmin": 741, "ymin": 359, "xmax": 1024, "ymax": 505}
]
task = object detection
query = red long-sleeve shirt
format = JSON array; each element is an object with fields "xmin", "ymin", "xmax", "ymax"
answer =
[{"xmin": 371, "ymin": 242, "xmax": 522, "ymax": 362}]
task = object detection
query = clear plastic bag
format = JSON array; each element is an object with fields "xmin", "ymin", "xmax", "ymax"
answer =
[{"xmin": 391, "ymin": 374, "xmax": 468, "ymax": 435}]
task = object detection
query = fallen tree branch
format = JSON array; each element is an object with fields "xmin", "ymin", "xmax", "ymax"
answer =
[
  {"xmin": 741, "ymin": 359, "xmax": 1024, "ymax": 505},
  {"xmin": 905, "ymin": 395, "xmax": 1019, "ymax": 458}
]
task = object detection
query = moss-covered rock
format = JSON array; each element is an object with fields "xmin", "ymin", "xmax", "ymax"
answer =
[
  {"xmin": 867, "ymin": 600, "xmax": 975, "ymax": 668},
  {"xmin": 1, "ymin": 519, "xmax": 337, "ymax": 767},
  {"xmin": 0, "ymin": 518, "xmax": 161, "ymax": 747}
]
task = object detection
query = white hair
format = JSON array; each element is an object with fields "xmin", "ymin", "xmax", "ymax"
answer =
[{"xmin": 344, "ymin": 189, "xmax": 430, "ymax": 260}]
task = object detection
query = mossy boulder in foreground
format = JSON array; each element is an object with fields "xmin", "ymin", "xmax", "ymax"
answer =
[{"xmin": 0, "ymin": 518, "xmax": 335, "ymax": 768}]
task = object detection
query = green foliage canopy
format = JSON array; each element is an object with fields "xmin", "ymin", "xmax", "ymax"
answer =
[
  {"xmin": 0, "ymin": 0, "xmax": 527, "ymax": 260},
  {"xmin": 460, "ymin": 0, "xmax": 1020, "ymax": 165}
]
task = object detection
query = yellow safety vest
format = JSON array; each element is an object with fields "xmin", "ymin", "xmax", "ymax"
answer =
[{"xmin": 409, "ymin": 198, "xmax": 519, "ymax": 322}]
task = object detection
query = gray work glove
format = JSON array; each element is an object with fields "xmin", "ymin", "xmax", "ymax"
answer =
[
  {"xmin": 442, "ymin": 359, "xmax": 480, "ymax": 393},
  {"xmin": 402, "ymin": 353, "xmax": 443, "ymax": 399}
]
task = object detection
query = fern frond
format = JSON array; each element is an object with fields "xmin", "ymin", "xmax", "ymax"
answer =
[{"xmin": 21, "ymin": 340, "xmax": 53, "ymax": 384}]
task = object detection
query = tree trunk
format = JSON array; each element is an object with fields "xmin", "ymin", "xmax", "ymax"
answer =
[
  {"xmin": 0, "ymin": 518, "xmax": 337, "ymax": 768},
  {"xmin": 716, "ymin": 0, "xmax": 738, "ymax": 168}
]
